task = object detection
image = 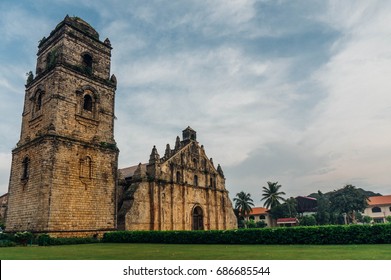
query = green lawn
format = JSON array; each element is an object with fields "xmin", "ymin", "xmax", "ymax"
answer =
[{"xmin": 1, "ymin": 243, "xmax": 391, "ymax": 260}]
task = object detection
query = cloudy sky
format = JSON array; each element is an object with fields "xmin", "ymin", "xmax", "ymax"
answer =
[{"xmin": 1, "ymin": 0, "xmax": 391, "ymax": 205}]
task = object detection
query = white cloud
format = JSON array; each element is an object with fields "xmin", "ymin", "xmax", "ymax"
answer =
[
  {"xmin": 114, "ymin": 42, "xmax": 300, "ymax": 169},
  {"xmin": 292, "ymin": 0, "xmax": 391, "ymax": 195},
  {"xmin": 0, "ymin": 153, "xmax": 11, "ymax": 194},
  {"xmin": 0, "ymin": 7, "xmax": 50, "ymax": 44},
  {"xmin": 319, "ymin": 0, "xmax": 388, "ymax": 34}
]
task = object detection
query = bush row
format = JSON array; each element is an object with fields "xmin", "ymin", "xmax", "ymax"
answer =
[
  {"xmin": 36, "ymin": 234, "xmax": 100, "ymax": 246},
  {"xmin": 0, "ymin": 232, "xmax": 99, "ymax": 246},
  {"xmin": 0, "ymin": 231, "xmax": 33, "ymax": 246},
  {"xmin": 102, "ymin": 224, "xmax": 391, "ymax": 245},
  {"xmin": 3, "ymin": 224, "xmax": 391, "ymax": 246},
  {"xmin": 0, "ymin": 239, "xmax": 17, "ymax": 247}
]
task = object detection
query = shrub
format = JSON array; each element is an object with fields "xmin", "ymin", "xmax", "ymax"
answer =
[
  {"xmin": 256, "ymin": 220, "xmax": 267, "ymax": 228},
  {"xmin": 37, "ymin": 234, "xmax": 100, "ymax": 246},
  {"xmin": 0, "ymin": 239, "xmax": 16, "ymax": 247},
  {"xmin": 14, "ymin": 231, "xmax": 33, "ymax": 246},
  {"xmin": 0, "ymin": 232, "xmax": 14, "ymax": 241},
  {"xmin": 362, "ymin": 216, "xmax": 372, "ymax": 224},
  {"xmin": 36, "ymin": 234, "xmax": 52, "ymax": 246},
  {"xmin": 299, "ymin": 215, "xmax": 317, "ymax": 226},
  {"xmin": 0, "ymin": 232, "xmax": 17, "ymax": 247},
  {"xmin": 245, "ymin": 220, "xmax": 257, "ymax": 228},
  {"xmin": 0, "ymin": 232, "xmax": 100, "ymax": 246},
  {"xmin": 103, "ymin": 224, "xmax": 391, "ymax": 245},
  {"xmin": 237, "ymin": 219, "xmax": 245, "ymax": 228},
  {"xmin": 54, "ymin": 237, "xmax": 99, "ymax": 245}
]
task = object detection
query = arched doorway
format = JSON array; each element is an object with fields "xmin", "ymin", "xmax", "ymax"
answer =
[{"xmin": 192, "ymin": 206, "xmax": 204, "ymax": 230}]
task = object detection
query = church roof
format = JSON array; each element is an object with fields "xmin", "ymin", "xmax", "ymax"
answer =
[{"xmin": 119, "ymin": 163, "xmax": 147, "ymax": 179}]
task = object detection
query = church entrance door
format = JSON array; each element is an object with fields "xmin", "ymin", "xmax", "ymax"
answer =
[{"xmin": 192, "ymin": 206, "xmax": 204, "ymax": 230}]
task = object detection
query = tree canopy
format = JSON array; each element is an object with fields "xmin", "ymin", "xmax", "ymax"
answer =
[
  {"xmin": 266, "ymin": 184, "xmax": 371, "ymax": 225},
  {"xmin": 329, "ymin": 184, "xmax": 369, "ymax": 223},
  {"xmin": 268, "ymin": 197, "xmax": 298, "ymax": 219},
  {"xmin": 233, "ymin": 191, "xmax": 255, "ymax": 218},
  {"xmin": 261, "ymin": 181, "xmax": 286, "ymax": 209}
]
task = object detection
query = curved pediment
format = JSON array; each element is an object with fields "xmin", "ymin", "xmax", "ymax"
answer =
[
  {"xmin": 122, "ymin": 128, "xmax": 226, "ymax": 190},
  {"xmin": 165, "ymin": 141, "xmax": 219, "ymax": 176}
]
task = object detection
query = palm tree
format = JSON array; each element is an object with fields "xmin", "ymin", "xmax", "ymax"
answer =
[
  {"xmin": 261, "ymin": 181, "xmax": 286, "ymax": 209},
  {"xmin": 233, "ymin": 191, "xmax": 255, "ymax": 221}
]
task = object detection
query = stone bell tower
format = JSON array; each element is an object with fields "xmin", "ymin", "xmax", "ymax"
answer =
[{"xmin": 5, "ymin": 16, "xmax": 118, "ymax": 237}]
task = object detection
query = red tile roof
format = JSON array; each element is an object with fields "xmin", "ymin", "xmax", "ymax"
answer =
[
  {"xmin": 247, "ymin": 207, "xmax": 269, "ymax": 216},
  {"xmin": 368, "ymin": 195, "xmax": 391, "ymax": 206}
]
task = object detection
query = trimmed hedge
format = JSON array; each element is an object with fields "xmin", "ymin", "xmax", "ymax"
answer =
[
  {"xmin": 36, "ymin": 234, "xmax": 100, "ymax": 246},
  {"xmin": 0, "ymin": 239, "xmax": 17, "ymax": 247},
  {"xmin": 0, "ymin": 233, "xmax": 15, "ymax": 241},
  {"xmin": 102, "ymin": 224, "xmax": 391, "ymax": 245},
  {"xmin": 0, "ymin": 232, "xmax": 31, "ymax": 246},
  {"xmin": 0, "ymin": 232, "xmax": 100, "ymax": 246}
]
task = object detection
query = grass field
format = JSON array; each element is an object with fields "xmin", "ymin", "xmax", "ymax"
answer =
[{"xmin": 1, "ymin": 243, "xmax": 391, "ymax": 260}]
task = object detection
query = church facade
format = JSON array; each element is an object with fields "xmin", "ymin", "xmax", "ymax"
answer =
[
  {"xmin": 118, "ymin": 127, "xmax": 237, "ymax": 231},
  {"xmin": 5, "ymin": 17, "xmax": 236, "ymax": 237}
]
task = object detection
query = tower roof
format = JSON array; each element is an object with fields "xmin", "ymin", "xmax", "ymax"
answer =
[
  {"xmin": 63, "ymin": 15, "xmax": 99, "ymax": 39},
  {"xmin": 182, "ymin": 126, "xmax": 197, "ymax": 142},
  {"xmin": 39, "ymin": 15, "xmax": 102, "ymax": 50}
]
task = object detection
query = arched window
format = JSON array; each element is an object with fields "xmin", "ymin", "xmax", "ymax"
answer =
[
  {"xmin": 194, "ymin": 175, "xmax": 198, "ymax": 187},
  {"xmin": 83, "ymin": 94, "xmax": 93, "ymax": 111},
  {"xmin": 32, "ymin": 89, "xmax": 44, "ymax": 116},
  {"xmin": 36, "ymin": 92, "xmax": 43, "ymax": 111},
  {"xmin": 192, "ymin": 206, "xmax": 204, "ymax": 230},
  {"xmin": 249, "ymin": 215, "xmax": 255, "ymax": 220},
  {"xmin": 77, "ymin": 87, "xmax": 98, "ymax": 119},
  {"xmin": 372, "ymin": 207, "xmax": 381, "ymax": 213},
  {"xmin": 82, "ymin": 53, "xmax": 93, "ymax": 74},
  {"xmin": 176, "ymin": 171, "xmax": 181, "ymax": 184},
  {"xmin": 22, "ymin": 157, "xmax": 30, "ymax": 180}
]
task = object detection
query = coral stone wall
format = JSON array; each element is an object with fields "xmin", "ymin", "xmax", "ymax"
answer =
[
  {"xmin": 5, "ymin": 16, "xmax": 118, "ymax": 237},
  {"xmin": 123, "ymin": 181, "xmax": 237, "ymax": 231}
]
